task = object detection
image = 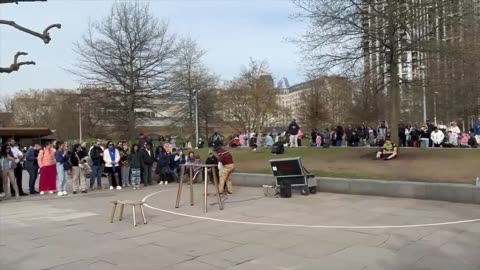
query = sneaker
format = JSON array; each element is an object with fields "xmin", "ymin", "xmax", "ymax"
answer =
[
  {"xmin": 116, "ymin": 186, "xmax": 122, "ymax": 190},
  {"xmin": 132, "ymin": 187, "xmax": 137, "ymax": 190},
  {"xmin": 73, "ymin": 191, "xmax": 77, "ymax": 195},
  {"xmin": 158, "ymin": 181, "xmax": 164, "ymax": 185},
  {"xmin": 58, "ymin": 191, "xmax": 64, "ymax": 196},
  {"xmin": 63, "ymin": 191, "xmax": 68, "ymax": 196},
  {"xmin": 49, "ymin": 191, "xmax": 54, "ymax": 194},
  {"xmin": 165, "ymin": 181, "xmax": 168, "ymax": 185},
  {"xmin": 40, "ymin": 191, "xmax": 45, "ymax": 195},
  {"xmin": 0, "ymin": 192, "xmax": 5, "ymax": 198},
  {"xmin": 81, "ymin": 190, "xmax": 88, "ymax": 194},
  {"xmin": 109, "ymin": 186, "xmax": 114, "ymax": 190}
]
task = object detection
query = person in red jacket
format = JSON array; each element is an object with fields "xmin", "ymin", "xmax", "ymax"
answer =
[{"xmin": 214, "ymin": 146, "xmax": 234, "ymax": 195}]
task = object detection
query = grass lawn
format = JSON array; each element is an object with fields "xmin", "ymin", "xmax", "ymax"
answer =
[{"xmin": 193, "ymin": 147, "xmax": 479, "ymax": 184}]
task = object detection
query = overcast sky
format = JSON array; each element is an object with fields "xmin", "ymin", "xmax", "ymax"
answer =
[{"xmin": 0, "ymin": 0, "xmax": 306, "ymax": 95}]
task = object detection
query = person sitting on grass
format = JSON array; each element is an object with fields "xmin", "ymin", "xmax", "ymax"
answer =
[{"xmin": 376, "ymin": 135, "xmax": 397, "ymax": 160}]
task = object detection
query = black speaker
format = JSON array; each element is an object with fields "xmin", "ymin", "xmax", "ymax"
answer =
[{"xmin": 279, "ymin": 181, "xmax": 292, "ymax": 198}]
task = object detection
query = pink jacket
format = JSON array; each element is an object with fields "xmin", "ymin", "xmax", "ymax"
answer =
[{"xmin": 38, "ymin": 148, "xmax": 56, "ymax": 168}]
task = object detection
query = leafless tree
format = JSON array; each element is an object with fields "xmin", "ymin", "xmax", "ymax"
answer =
[
  {"xmin": 0, "ymin": 0, "xmax": 61, "ymax": 73},
  {"xmin": 293, "ymin": 0, "xmax": 465, "ymax": 143},
  {"xmin": 221, "ymin": 59, "xmax": 280, "ymax": 135},
  {"xmin": 170, "ymin": 37, "xmax": 218, "ymax": 135},
  {"xmin": 72, "ymin": 1, "xmax": 177, "ymax": 139}
]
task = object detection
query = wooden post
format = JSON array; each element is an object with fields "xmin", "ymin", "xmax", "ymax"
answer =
[
  {"xmin": 110, "ymin": 201, "xmax": 117, "ymax": 223},
  {"xmin": 175, "ymin": 166, "xmax": 185, "ymax": 208},
  {"xmin": 119, "ymin": 204, "xmax": 125, "ymax": 221}
]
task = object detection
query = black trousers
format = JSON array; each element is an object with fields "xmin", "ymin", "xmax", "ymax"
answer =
[
  {"xmin": 27, "ymin": 166, "xmax": 39, "ymax": 193},
  {"xmin": 11, "ymin": 165, "xmax": 24, "ymax": 194},
  {"xmin": 143, "ymin": 165, "xmax": 152, "ymax": 185}
]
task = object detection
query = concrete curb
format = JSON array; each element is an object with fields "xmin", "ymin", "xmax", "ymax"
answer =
[{"xmin": 231, "ymin": 173, "xmax": 480, "ymax": 204}]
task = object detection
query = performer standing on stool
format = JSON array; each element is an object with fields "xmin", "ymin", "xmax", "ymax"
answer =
[{"xmin": 214, "ymin": 146, "xmax": 234, "ymax": 195}]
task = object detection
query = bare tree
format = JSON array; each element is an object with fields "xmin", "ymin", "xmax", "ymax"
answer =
[
  {"xmin": 0, "ymin": 0, "xmax": 61, "ymax": 73},
  {"xmin": 170, "ymin": 37, "xmax": 218, "ymax": 135},
  {"xmin": 293, "ymin": 0, "xmax": 465, "ymax": 143},
  {"xmin": 221, "ymin": 59, "xmax": 280, "ymax": 135},
  {"xmin": 72, "ymin": 1, "xmax": 177, "ymax": 138}
]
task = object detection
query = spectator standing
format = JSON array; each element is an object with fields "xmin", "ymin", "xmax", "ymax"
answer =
[
  {"xmin": 367, "ymin": 127, "xmax": 376, "ymax": 146},
  {"xmin": 377, "ymin": 121, "xmax": 388, "ymax": 146},
  {"xmin": 55, "ymin": 142, "xmax": 69, "ymax": 196},
  {"xmin": 0, "ymin": 144, "xmax": 20, "ymax": 200},
  {"xmin": 426, "ymin": 120, "xmax": 434, "ymax": 147},
  {"xmin": 89, "ymin": 139, "xmax": 104, "ymax": 190},
  {"xmin": 140, "ymin": 142, "xmax": 154, "ymax": 186},
  {"xmin": 7, "ymin": 138, "xmax": 27, "ymax": 196},
  {"xmin": 345, "ymin": 125, "xmax": 354, "ymax": 146},
  {"xmin": 70, "ymin": 144, "xmax": 88, "ymax": 194},
  {"xmin": 104, "ymin": 141, "xmax": 121, "ymax": 190},
  {"xmin": 431, "ymin": 127, "xmax": 445, "ymax": 147},
  {"xmin": 287, "ymin": 119, "xmax": 300, "ymax": 148},
  {"xmin": 25, "ymin": 143, "xmax": 41, "ymax": 194},
  {"xmin": 156, "ymin": 146, "xmax": 170, "ymax": 185},
  {"xmin": 335, "ymin": 126, "xmax": 344, "ymax": 147},
  {"xmin": 409, "ymin": 125, "xmax": 420, "ymax": 147},
  {"xmin": 128, "ymin": 144, "xmax": 142, "ymax": 189},
  {"xmin": 475, "ymin": 116, "xmax": 480, "ymax": 136},
  {"xmin": 38, "ymin": 141, "xmax": 56, "ymax": 195},
  {"xmin": 120, "ymin": 143, "xmax": 130, "ymax": 187},
  {"xmin": 398, "ymin": 123, "xmax": 407, "ymax": 147},
  {"xmin": 311, "ymin": 129, "xmax": 318, "ymax": 145}
]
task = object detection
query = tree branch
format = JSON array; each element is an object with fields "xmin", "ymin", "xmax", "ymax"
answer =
[
  {"xmin": 0, "ymin": 20, "xmax": 61, "ymax": 44},
  {"xmin": 0, "ymin": 51, "xmax": 35, "ymax": 73}
]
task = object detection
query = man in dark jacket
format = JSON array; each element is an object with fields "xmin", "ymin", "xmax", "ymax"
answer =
[
  {"xmin": 140, "ymin": 142, "xmax": 154, "ymax": 186},
  {"xmin": 25, "ymin": 143, "xmax": 41, "ymax": 194},
  {"xmin": 205, "ymin": 150, "xmax": 219, "ymax": 184},
  {"xmin": 287, "ymin": 119, "xmax": 300, "ymax": 148},
  {"xmin": 89, "ymin": 139, "xmax": 104, "ymax": 189}
]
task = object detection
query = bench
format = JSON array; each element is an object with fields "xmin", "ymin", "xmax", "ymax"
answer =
[
  {"xmin": 110, "ymin": 200, "xmax": 147, "ymax": 227},
  {"xmin": 269, "ymin": 157, "xmax": 317, "ymax": 195}
]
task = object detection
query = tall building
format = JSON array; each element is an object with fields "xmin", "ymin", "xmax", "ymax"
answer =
[{"xmin": 361, "ymin": 0, "xmax": 480, "ymax": 123}]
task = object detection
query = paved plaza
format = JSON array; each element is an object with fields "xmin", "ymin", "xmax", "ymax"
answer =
[{"xmin": 1, "ymin": 183, "xmax": 480, "ymax": 270}]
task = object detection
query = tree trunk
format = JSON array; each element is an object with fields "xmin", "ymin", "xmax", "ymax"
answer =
[{"xmin": 387, "ymin": 0, "xmax": 399, "ymax": 145}]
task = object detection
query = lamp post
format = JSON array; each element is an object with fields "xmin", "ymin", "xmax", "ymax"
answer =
[
  {"xmin": 419, "ymin": 66, "xmax": 427, "ymax": 124},
  {"xmin": 434, "ymin": 91, "xmax": 439, "ymax": 126},
  {"xmin": 195, "ymin": 89, "xmax": 199, "ymax": 149}
]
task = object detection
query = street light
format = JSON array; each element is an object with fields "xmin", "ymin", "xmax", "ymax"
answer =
[
  {"xmin": 433, "ymin": 91, "xmax": 439, "ymax": 126},
  {"xmin": 195, "ymin": 89, "xmax": 199, "ymax": 149},
  {"xmin": 418, "ymin": 65, "xmax": 427, "ymax": 124}
]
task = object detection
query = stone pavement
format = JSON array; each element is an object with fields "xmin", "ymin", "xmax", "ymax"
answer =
[{"xmin": 1, "ymin": 184, "xmax": 480, "ymax": 270}]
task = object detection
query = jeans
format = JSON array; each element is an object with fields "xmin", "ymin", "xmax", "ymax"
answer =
[
  {"xmin": 121, "ymin": 166, "xmax": 130, "ymax": 186},
  {"xmin": 335, "ymin": 140, "xmax": 342, "ymax": 147},
  {"xmin": 90, "ymin": 164, "xmax": 103, "ymax": 188},
  {"xmin": 131, "ymin": 168, "xmax": 141, "ymax": 188},
  {"xmin": 27, "ymin": 166, "xmax": 39, "ymax": 193},
  {"xmin": 56, "ymin": 162, "xmax": 67, "ymax": 192}
]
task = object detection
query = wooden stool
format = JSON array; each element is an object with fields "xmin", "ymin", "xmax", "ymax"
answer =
[{"xmin": 110, "ymin": 200, "xmax": 147, "ymax": 227}]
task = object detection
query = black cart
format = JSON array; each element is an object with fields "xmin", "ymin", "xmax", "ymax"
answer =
[{"xmin": 269, "ymin": 157, "xmax": 317, "ymax": 195}]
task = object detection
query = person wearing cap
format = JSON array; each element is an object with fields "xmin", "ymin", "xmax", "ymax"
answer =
[
  {"xmin": 214, "ymin": 146, "xmax": 234, "ymax": 194},
  {"xmin": 376, "ymin": 135, "xmax": 397, "ymax": 160}
]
